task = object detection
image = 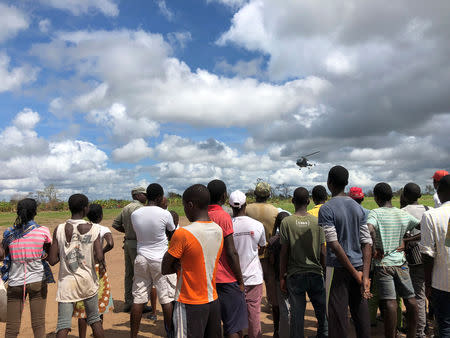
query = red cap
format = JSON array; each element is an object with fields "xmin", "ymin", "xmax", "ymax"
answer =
[
  {"xmin": 349, "ymin": 187, "xmax": 364, "ymax": 199},
  {"xmin": 433, "ymin": 170, "xmax": 449, "ymax": 182}
]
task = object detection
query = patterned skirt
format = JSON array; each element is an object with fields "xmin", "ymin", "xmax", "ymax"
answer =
[{"xmin": 73, "ymin": 264, "xmax": 114, "ymax": 318}]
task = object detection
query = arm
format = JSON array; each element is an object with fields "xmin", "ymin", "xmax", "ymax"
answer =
[
  {"xmin": 166, "ymin": 230, "xmax": 175, "ymax": 241},
  {"xmin": 320, "ymin": 243, "xmax": 326, "ymax": 276},
  {"xmin": 48, "ymin": 227, "xmax": 60, "ymax": 266},
  {"xmin": 420, "ymin": 212, "xmax": 435, "ymax": 299},
  {"xmin": 328, "ymin": 241, "xmax": 363, "ymax": 283},
  {"xmin": 224, "ymin": 235, "xmax": 244, "ymax": 290},
  {"xmin": 422, "ymin": 254, "xmax": 434, "ymax": 298},
  {"xmin": 279, "ymin": 242, "xmax": 289, "ymax": 293},
  {"xmin": 403, "ymin": 234, "xmax": 421, "ymax": 243},
  {"xmin": 161, "ymin": 251, "xmax": 180, "ymax": 275},
  {"xmin": 361, "ymin": 243, "xmax": 372, "ymax": 298},
  {"xmin": 112, "ymin": 212, "xmax": 125, "ymax": 233},
  {"xmin": 103, "ymin": 233, "xmax": 114, "ymax": 254},
  {"xmin": 0, "ymin": 246, "xmax": 4, "ymax": 260}
]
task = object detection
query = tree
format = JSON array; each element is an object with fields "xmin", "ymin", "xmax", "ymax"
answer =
[
  {"xmin": 36, "ymin": 184, "xmax": 59, "ymax": 203},
  {"xmin": 424, "ymin": 184, "xmax": 434, "ymax": 195},
  {"xmin": 275, "ymin": 184, "xmax": 291, "ymax": 199}
]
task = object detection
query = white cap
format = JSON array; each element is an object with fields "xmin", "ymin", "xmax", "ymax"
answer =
[{"xmin": 229, "ymin": 190, "xmax": 246, "ymax": 208}]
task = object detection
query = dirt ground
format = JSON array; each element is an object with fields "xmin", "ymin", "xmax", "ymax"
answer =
[{"xmin": 1, "ymin": 216, "xmax": 399, "ymax": 337}]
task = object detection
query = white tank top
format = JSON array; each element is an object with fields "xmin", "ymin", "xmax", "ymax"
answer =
[{"xmin": 56, "ymin": 220, "xmax": 99, "ymax": 302}]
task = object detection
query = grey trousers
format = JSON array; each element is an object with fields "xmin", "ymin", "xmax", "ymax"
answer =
[
  {"xmin": 410, "ymin": 264, "xmax": 426, "ymax": 338},
  {"xmin": 124, "ymin": 239, "xmax": 137, "ymax": 305}
]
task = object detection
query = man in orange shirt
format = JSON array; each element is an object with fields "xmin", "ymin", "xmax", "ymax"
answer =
[{"xmin": 162, "ymin": 184, "xmax": 223, "ymax": 338}]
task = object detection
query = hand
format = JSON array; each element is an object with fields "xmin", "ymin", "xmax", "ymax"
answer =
[
  {"xmin": 98, "ymin": 261, "xmax": 106, "ymax": 278},
  {"xmin": 361, "ymin": 276, "xmax": 372, "ymax": 299},
  {"xmin": 354, "ymin": 270, "xmax": 363, "ymax": 285},
  {"xmin": 373, "ymin": 248, "xmax": 385, "ymax": 260},
  {"xmin": 396, "ymin": 240, "xmax": 405, "ymax": 252},
  {"xmin": 280, "ymin": 278, "xmax": 287, "ymax": 293},
  {"xmin": 41, "ymin": 252, "xmax": 48, "ymax": 260}
]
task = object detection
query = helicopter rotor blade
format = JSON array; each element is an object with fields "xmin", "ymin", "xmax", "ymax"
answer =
[{"xmin": 303, "ymin": 151, "xmax": 320, "ymax": 158}]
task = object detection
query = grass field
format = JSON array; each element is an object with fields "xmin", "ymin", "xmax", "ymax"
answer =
[{"xmin": 0, "ymin": 195, "xmax": 435, "ymax": 229}]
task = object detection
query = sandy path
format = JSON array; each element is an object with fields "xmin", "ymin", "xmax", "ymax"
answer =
[{"xmin": 1, "ymin": 216, "xmax": 393, "ymax": 337}]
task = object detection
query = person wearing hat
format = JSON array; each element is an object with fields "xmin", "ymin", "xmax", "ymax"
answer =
[
  {"xmin": 432, "ymin": 170, "xmax": 449, "ymax": 208},
  {"xmin": 246, "ymin": 181, "xmax": 281, "ymax": 336},
  {"xmin": 230, "ymin": 190, "xmax": 266, "ymax": 338},
  {"xmin": 112, "ymin": 187, "xmax": 147, "ymax": 312}
]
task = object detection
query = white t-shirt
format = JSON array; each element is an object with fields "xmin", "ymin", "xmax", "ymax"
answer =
[
  {"xmin": 402, "ymin": 204, "xmax": 431, "ymax": 236},
  {"xmin": 232, "ymin": 216, "xmax": 266, "ymax": 286},
  {"xmin": 434, "ymin": 192, "xmax": 442, "ymax": 208},
  {"xmin": 97, "ymin": 224, "xmax": 111, "ymax": 246},
  {"xmin": 131, "ymin": 206, "xmax": 175, "ymax": 261}
]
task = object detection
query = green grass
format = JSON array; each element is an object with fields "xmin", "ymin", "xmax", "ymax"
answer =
[{"xmin": 0, "ymin": 195, "xmax": 435, "ymax": 229}]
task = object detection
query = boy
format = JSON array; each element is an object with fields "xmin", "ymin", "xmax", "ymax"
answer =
[
  {"xmin": 162, "ymin": 184, "xmax": 223, "ymax": 337},
  {"xmin": 48, "ymin": 194, "xmax": 105, "ymax": 338}
]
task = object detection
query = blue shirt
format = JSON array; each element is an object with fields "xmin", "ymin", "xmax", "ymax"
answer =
[{"xmin": 318, "ymin": 196, "xmax": 367, "ymax": 268}]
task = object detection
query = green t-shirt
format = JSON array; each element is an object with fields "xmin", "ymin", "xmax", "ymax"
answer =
[
  {"xmin": 280, "ymin": 214, "xmax": 325, "ymax": 277},
  {"xmin": 367, "ymin": 207, "xmax": 419, "ymax": 267}
]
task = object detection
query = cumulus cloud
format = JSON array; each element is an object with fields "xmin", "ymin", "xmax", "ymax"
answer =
[
  {"xmin": 112, "ymin": 138, "xmax": 153, "ymax": 163},
  {"xmin": 38, "ymin": 19, "xmax": 51, "ymax": 33},
  {"xmin": 167, "ymin": 31, "xmax": 192, "ymax": 49},
  {"xmin": 31, "ymin": 29, "xmax": 330, "ymax": 127},
  {"xmin": 39, "ymin": 0, "xmax": 119, "ymax": 16},
  {"xmin": 0, "ymin": 3, "xmax": 29, "ymax": 43},
  {"xmin": 0, "ymin": 110, "xmax": 140, "ymax": 200},
  {"xmin": 215, "ymin": 57, "xmax": 264, "ymax": 78},
  {"xmin": 0, "ymin": 52, "xmax": 38, "ymax": 92}
]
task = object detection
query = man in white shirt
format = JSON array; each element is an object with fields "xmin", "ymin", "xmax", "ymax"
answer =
[
  {"xmin": 432, "ymin": 170, "xmax": 449, "ymax": 208},
  {"xmin": 420, "ymin": 175, "xmax": 450, "ymax": 337},
  {"xmin": 130, "ymin": 183, "xmax": 177, "ymax": 338},
  {"xmin": 230, "ymin": 190, "xmax": 266, "ymax": 338}
]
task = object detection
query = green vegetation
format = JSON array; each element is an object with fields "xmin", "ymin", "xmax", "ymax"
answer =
[{"xmin": 0, "ymin": 195, "xmax": 435, "ymax": 229}]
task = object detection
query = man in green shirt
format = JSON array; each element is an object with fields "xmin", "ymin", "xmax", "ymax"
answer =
[
  {"xmin": 280, "ymin": 187, "xmax": 327, "ymax": 338},
  {"xmin": 112, "ymin": 187, "xmax": 147, "ymax": 312},
  {"xmin": 367, "ymin": 182, "xmax": 419, "ymax": 338}
]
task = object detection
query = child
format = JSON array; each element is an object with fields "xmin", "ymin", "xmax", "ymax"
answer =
[
  {"xmin": 73, "ymin": 204, "xmax": 114, "ymax": 338},
  {"xmin": 48, "ymin": 194, "xmax": 105, "ymax": 338}
]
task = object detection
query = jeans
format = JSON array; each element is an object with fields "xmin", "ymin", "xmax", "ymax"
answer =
[
  {"xmin": 432, "ymin": 288, "xmax": 450, "ymax": 338},
  {"xmin": 6, "ymin": 281, "xmax": 47, "ymax": 338},
  {"xmin": 287, "ymin": 272, "xmax": 328, "ymax": 338},
  {"xmin": 56, "ymin": 294, "xmax": 101, "ymax": 332}
]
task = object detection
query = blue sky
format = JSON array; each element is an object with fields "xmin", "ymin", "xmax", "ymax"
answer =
[{"xmin": 0, "ymin": 0, "xmax": 449, "ymax": 200}]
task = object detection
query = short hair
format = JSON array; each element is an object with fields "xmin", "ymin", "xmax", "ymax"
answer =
[
  {"xmin": 207, "ymin": 179, "xmax": 227, "ymax": 204},
  {"xmin": 437, "ymin": 175, "xmax": 450, "ymax": 193},
  {"xmin": 68, "ymin": 194, "xmax": 89, "ymax": 214},
  {"xmin": 146, "ymin": 183, "xmax": 164, "ymax": 202},
  {"xmin": 403, "ymin": 183, "xmax": 421, "ymax": 202},
  {"xmin": 293, "ymin": 187, "xmax": 309, "ymax": 206},
  {"xmin": 183, "ymin": 184, "xmax": 211, "ymax": 209},
  {"xmin": 87, "ymin": 203, "xmax": 103, "ymax": 223},
  {"xmin": 328, "ymin": 165, "xmax": 349, "ymax": 189},
  {"xmin": 15, "ymin": 198, "xmax": 37, "ymax": 227},
  {"xmin": 373, "ymin": 182, "xmax": 393, "ymax": 202},
  {"xmin": 312, "ymin": 185, "xmax": 327, "ymax": 203}
]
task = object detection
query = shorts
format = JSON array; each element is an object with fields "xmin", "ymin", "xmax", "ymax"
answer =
[
  {"xmin": 261, "ymin": 257, "xmax": 278, "ymax": 306},
  {"xmin": 173, "ymin": 300, "xmax": 222, "ymax": 338},
  {"xmin": 56, "ymin": 294, "xmax": 100, "ymax": 332},
  {"xmin": 375, "ymin": 263, "xmax": 415, "ymax": 300},
  {"xmin": 132, "ymin": 254, "xmax": 176, "ymax": 305},
  {"xmin": 217, "ymin": 282, "xmax": 248, "ymax": 335}
]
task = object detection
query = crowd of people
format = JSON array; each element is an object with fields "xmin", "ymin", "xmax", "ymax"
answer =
[{"xmin": 1, "ymin": 166, "xmax": 450, "ymax": 338}]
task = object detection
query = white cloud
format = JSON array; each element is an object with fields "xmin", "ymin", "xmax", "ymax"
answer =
[
  {"xmin": 13, "ymin": 109, "xmax": 40, "ymax": 130},
  {"xmin": 39, "ymin": 0, "xmax": 119, "ymax": 16},
  {"xmin": 38, "ymin": 19, "xmax": 51, "ymax": 33},
  {"xmin": 112, "ymin": 138, "xmax": 153, "ymax": 163},
  {"xmin": 32, "ymin": 29, "xmax": 330, "ymax": 127},
  {"xmin": 215, "ymin": 57, "xmax": 264, "ymax": 78},
  {"xmin": 207, "ymin": 0, "xmax": 248, "ymax": 9},
  {"xmin": 87, "ymin": 103, "xmax": 160, "ymax": 143},
  {"xmin": 167, "ymin": 31, "xmax": 192, "ymax": 49},
  {"xmin": 155, "ymin": 0, "xmax": 174, "ymax": 21},
  {"xmin": 0, "ymin": 3, "xmax": 29, "ymax": 43},
  {"xmin": 0, "ymin": 52, "xmax": 38, "ymax": 92}
]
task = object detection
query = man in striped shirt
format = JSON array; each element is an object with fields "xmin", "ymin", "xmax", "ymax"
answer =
[
  {"xmin": 367, "ymin": 182, "xmax": 419, "ymax": 338},
  {"xmin": 420, "ymin": 175, "xmax": 450, "ymax": 337}
]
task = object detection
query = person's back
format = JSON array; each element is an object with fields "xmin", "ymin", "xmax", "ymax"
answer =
[
  {"xmin": 246, "ymin": 202, "xmax": 279, "ymax": 243},
  {"xmin": 281, "ymin": 214, "xmax": 324, "ymax": 276},
  {"xmin": 132, "ymin": 205, "xmax": 174, "ymax": 261},
  {"xmin": 232, "ymin": 215, "xmax": 265, "ymax": 285},
  {"xmin": 319, "ymin": 196, "xmax": 366, "ymax": 268},
  {"xmin": 369, "ymin": 207, "xmax": 418, "ymax": 266},
  {"xmin": 56, "ymin": 219, "xmax": 99, "ymax": 302}
]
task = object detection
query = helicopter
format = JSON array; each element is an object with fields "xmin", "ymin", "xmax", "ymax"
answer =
[{"xmin": 296, "ymin": 151, "xmax": 320, "ymax": 169}]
